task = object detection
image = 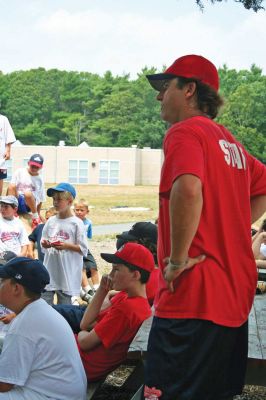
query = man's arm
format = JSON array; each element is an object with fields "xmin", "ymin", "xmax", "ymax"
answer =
[
  {"xmin": 251, "ymin": 195, "xmax": 266, "ymax": 224},
  {"xmin": 164, "ymin": 174, "xmax": 205, "ymax": 292},
  {"xmin": 0, "ymin": 382, "xmax": 14, "ymax": 392}
]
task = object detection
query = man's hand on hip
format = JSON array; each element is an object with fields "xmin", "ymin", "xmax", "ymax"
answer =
[{"xmin": 163, "ymin": 254, "xmax": 206, "ymax": 293}]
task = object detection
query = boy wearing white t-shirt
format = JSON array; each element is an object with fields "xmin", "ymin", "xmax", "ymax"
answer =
[
  {"xmin": 7, "ymin": 153, "xmax": 45, "ymax": 229},
  {"xmin": 0, "ymin": 114, "xmax": 16, "ymax": 196},
  {"xmin": 0, "ymin": 196, "xmax": 29, "ymax": 256},
  {"xmin": 41, "ymin": 183, "xmax": 88, "ymax": 305}
]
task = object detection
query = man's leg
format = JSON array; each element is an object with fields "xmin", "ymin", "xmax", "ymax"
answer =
[
  {"xmin": 41, "ymin": 291, "xmax": 55, "ymax": 305},
  {"xmin": 0, "ymin": 179, "xmax": 3, "ymax": 196},
  {"xmin": 56, "ymin": 290, "xmax": 72, "ymax": 305},
  {"xmin": 143, "ymin": 317, "xmax": 247, "ymax": 400}
]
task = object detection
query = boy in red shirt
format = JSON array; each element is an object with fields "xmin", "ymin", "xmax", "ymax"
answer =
[{"xmin": 76, "ymin": 242, "xmax": 153, "ymax": 381}]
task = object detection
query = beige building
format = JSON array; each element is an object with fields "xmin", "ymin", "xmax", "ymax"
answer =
[{"xmin": 7, "ymin": 142, "xmax": 163, "ymax": 186}]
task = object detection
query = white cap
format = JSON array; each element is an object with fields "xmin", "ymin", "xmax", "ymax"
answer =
[{"xmin": 0, "ymin": 196, "xmax": 18, "ymax": 207}]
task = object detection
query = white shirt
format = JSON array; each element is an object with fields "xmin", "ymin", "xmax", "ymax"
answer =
[
  {"xmin": 0, "ymin": 115, "xmax": 16, "ymax": 169},
  {"xmin": 0, "ymin": 217, "xmax": 29, "ymax": 255},
  {"xmin": 0, "ymin": 299, "xmax": 87, "ymax": 400},
  {"xmin": 41, "ymin": 215, "xmax": 88, "ymax": 296},
  {"xmin": 10, "ymin": 168, "xmax": 46, "ymax": 206}
]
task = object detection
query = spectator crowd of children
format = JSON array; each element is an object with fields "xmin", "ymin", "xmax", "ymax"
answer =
[{"xmin": 0, "ymin": 146, "xmax": 158, "ymax": 398}]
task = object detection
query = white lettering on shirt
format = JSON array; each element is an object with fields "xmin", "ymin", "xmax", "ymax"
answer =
[{"xmin": 219, "ymin": 140, "xmax": 246, "ymax": 170}]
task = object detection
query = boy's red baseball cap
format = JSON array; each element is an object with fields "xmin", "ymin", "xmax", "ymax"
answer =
[
  {"xmin": 101, "ymin": 242, "xmax": 154, "ymax": 273},
  {"xmin": 146, "ymin": 54, "xmax": 219, "ymax": 92}
]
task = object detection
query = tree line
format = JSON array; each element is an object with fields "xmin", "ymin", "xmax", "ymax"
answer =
[{"xmin": 0, "ymin": 64, "xmax": 265, "ymax": 162}]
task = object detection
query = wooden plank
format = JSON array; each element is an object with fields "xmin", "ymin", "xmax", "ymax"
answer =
[
  {"xmin": 248, "ymin": 294, "xmax": 266, "ymax": 360},
  {"xmin": 253, "ymin": 293, "xmax": 266, "ymax": 359},
  {"xmin": 130, "ymin": 385, "xmax": 143, "ymax": 400},
  {"xmin": 86, "ymin": 379, "xmax": 105, "ymax": 400},
  {"xmin": 129, "ymin": 316, "xmax": 153, "ymax": 353},
  {"xmin": 248, "ymin": 303, "xmax": 263, "ymax": 359}
]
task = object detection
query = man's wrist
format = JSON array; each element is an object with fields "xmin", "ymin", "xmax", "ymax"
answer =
[{"xmin": 168, "ymin": 258, "xmax": 188, "ymax": 270}]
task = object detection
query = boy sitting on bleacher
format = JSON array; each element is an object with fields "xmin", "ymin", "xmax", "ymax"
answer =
[{"xmin": 76, "ymin": 242, "xmax": 153, "ymax": 381}]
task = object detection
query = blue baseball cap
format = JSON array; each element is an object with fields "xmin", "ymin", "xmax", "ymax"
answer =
[
  {"xmin": 47, "ymin": 182, "xmax": 76, "ymax": 199},
  {"xmin": 0, "ymin": 257, "xmax": 50, "ymax": 294}
]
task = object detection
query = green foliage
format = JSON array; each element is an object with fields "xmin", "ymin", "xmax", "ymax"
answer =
[
  {"xmin": 196, "ymin": 0, "xmax": 264, "ymax": 12},
  {"xmin": 0, "ymin": 64, "xmax": 266, "ymax": 161}
]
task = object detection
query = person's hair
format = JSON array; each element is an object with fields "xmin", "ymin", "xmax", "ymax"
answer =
[
  {"xmin": 52, "ymin": 191, "xmax": 73, "ymax": 201},
  {"xmin": 125, "ymin": 263, "xmax": 150, "ymax": 284},
  {"xmin": 137, "ymin": 238, "xmax": 158, "ymax": 265},
  {"xmin": 74, "ymin": 198, "xmax": 89, "ymax": 210},
  {"xmin": 9, "ymin": 278, "xmax": 41, "ymax": 300},
  {"xmin": 261, "ymin": 219, "xmax": 266, "ymax": 231},
  {"xmin": 45, "ymin": 206, "xmax": 57, "ymax": 218},
  {"xmin": 176, "ymin": 76, "xmax": 224, "ymax": 119},
  {"xmin": 0, "ymin": 202, "xmax": 17, "ymax": 210}
]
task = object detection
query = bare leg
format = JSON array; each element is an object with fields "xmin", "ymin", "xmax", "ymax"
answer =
[
  {"xmin": 24, "ymin": 190, "xmax": 37, "ymax": 214},
  {"xmin": 91, "ymin": 269, "xmax": 100, "ymax": 286},
  {"xmin": 6, "ymin": 183, "xmax": 17, "ymax": 196}
]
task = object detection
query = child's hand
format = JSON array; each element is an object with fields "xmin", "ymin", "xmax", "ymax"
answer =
[
  {"xmin": 41, "ymin": 239, "xmax": 51, "ymax": 248},
  {"xmin": 99, "ymin": 274, "xmax": 113, "ymax": 292},
  {"xmin": 51, "ymin": 241, "xmax": 66, "ymax": 250},
  {"xmin": 0, "ymin": 313, "xmax": 16, "ymax": 324}
]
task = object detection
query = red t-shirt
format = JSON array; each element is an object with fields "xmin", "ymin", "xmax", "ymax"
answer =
[
  {"xmin": 77, "ymin": 292, "xmax": 151, "ymax": 381},
  {"xmin": 155, "ymin": 116, "xmax": 266, "ymax": 327},
  {"xmin": 146, "ymin": 268, "xmax": 160, "ymax": 305}
]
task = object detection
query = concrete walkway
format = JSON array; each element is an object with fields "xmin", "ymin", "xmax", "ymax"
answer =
[{"xmin": 92, "ymin": 222, "xmax": 138, "ymax": 236}]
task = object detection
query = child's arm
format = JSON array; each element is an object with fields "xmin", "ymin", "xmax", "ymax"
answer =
[
  {"xmin": 80, "ymin": 275, "xmax": 112, "ymax": 331},
  {"xmin": 19, "ymin": 245, "xmax": 28, "ymax": 257},
  {"xmin": 4, "ymin": 143, "xmax": 12, "ymax": 160},
  {"xmin": 27, "ymin": 241, "xmax": 35, "ymax": 258},
  {"xmin": 78, "ymin": 275, "xmax": 113, "ymax": 351},
  {"xmin": 0, "ymin": 313, "xmax": 16, "ymax": 324}
]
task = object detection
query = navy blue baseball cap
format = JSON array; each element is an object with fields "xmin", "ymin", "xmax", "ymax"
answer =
[
  {"xmin": 47, "ymin": 182, "xmax": 76, "ymax": 199},
  {"xmin": 0, "ymin": 257, "xmax": 50, "ymax": 294}
]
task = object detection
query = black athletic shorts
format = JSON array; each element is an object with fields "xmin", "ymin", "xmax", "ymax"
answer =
[
  {"xmin": 83, "ymin": 249, "xmax": 97, "ymax": 278},
  {"xmin": 143, "ymin": 317, "xmax": 248, "ymax": 400},
  {"xmin": 0, "ymin": 170, "xmax": 7, "ymax": 180}
]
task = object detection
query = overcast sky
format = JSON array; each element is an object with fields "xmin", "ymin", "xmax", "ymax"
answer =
[{"xmin": 1, "ymin": 0, "xmax": 265, "ymax": 77}]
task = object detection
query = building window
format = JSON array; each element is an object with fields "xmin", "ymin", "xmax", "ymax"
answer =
[
  {"xmin": 5, "ymin": 159, "xmax": 13, "ymax": 182},
  {"xmin": 99, "ymin": 160, "xmax": 119, "ymax": 185},
  {"xmin": 23, "ymin": 158, "xmax": 29, "ymax": 167},
  {"xmin": 68, "ymin": 160, "xmax": 88, "ymax": 184}
]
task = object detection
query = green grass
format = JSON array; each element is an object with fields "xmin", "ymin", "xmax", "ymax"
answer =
[{"xmin": 42, "ymin": 184, "xmax": 159, "ymax": 225}]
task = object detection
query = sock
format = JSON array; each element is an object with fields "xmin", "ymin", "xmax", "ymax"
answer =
[
  {"xmin": 83, "ymin": 285, "xmax": 92, "ymax": 293},
  {"xmin": 32, "ymin": 213, "xmax": 39, "ymax": 219},
  {"xmin": 93, "ymin": 284, "xmax": 99, "ymax": 290}
]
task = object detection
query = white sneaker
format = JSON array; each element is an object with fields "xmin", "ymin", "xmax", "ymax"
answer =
[{"xmin": 71, "ymin": 296, "xmax": 80, "ymax": 306}]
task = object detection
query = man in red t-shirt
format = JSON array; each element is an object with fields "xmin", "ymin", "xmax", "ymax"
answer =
[
  {"xmin": 76, "ymin": 242, "xmax": 153, "ymax": 381},
  {"xmin": 143, "ymin": 55, "xmax": 266, "ymax": 400}
]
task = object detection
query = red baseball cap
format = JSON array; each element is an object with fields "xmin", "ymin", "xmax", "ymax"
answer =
[
  {"xmin": 28, "ymin": 153, "xmax": 44, "ymax": 168},
  {"xmin": 146, "ymin": 54, "xmax": 219, "ymax": 92},
  {"xmin": 101, "ymin": 242, "xmax": 154, "ymax": 273}
]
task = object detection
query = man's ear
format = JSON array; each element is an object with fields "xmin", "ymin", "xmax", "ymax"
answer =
[{"xmin": 184, "ymin": 81, "xmax": 197, "ymax": 99}]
